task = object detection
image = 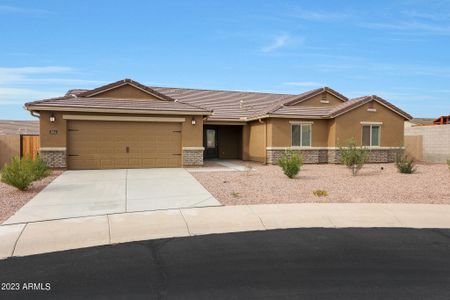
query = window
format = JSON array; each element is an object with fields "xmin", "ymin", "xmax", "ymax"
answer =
[
  {"xmin": 291, "ymin": 123, "xmax": 312, "ymax": 147},
  {"xmin": 206, "ymin": 129, "xmax": 216, "ymax": 148},
  {"xmin": 362, "ymin": 125, "xmax": 380, "ymax": 146}
]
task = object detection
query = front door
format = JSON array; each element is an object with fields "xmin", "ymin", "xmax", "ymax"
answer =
[{"xmin": 203, "ymin": 126, "xmax": 218, "ymax": 158}]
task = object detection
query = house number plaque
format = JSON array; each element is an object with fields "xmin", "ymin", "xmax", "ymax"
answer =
[{"xmin": 49, "ymin": 129, "xmax": 58, "ymax": 135}]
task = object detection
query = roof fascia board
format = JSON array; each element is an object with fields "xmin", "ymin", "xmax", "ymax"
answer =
[
  {"xmin": 245, "ymin": 114, "xmax": 328, "ymax": 121},
  {"xmin": 268, "ymin": 114, "xmax": 328, "ymax": 119},
  {"xmin": 26, "ymin": 105, "xmax": 211, "ymax": 116},
  {"xmin": 205, "ymin": 121, "xmax": 247, "ymax": 125},
  {"xmin": 62, "ymin": 115, "xmax": 186, "ymax": 123}
]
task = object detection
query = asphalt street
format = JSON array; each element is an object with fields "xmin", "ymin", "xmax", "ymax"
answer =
[{"xmin": 1, "ymin": 228, "xmax": 450, "ymax": 299}]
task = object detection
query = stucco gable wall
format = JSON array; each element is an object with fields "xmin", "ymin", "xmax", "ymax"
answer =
[
  {"xmin": 334, "ymin": 101, "xmax": 405, "ymax": 147},
  {"xmin": 92, "ymin": 84, "xmax": 164, "ymax": 100},
  {"xmin": 293, "ymin": 92, "xmax": 344, "ymax": 107}
]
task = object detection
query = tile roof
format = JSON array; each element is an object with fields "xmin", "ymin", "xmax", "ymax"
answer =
[
  {"xmin": 0, "ymin": 120, "xmax": 39, "ymax": 135},
  {"xmin": 269, "ymin": 106, "xmax": 334, "ymax": 117},
  {"xmin": 26, "ymin": 96, "xmax": 210, "ymax": 113},
  {"xmin": 151, "ymin": 86, "xmax": 298, "ymax": 120},
  {"xmin": 25, "ymin": 79, "xmax": 412, "ymax": 120},
  {"xmin": 409, "ymin": 118, "xmax": 435, "ymax": 125}
]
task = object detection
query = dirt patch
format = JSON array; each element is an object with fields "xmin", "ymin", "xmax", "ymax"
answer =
[
  {"xmin": 191, "ymin": 163, "xmax": 450, "ymax": 205},
  {"xmin": 0, "ymin": 171, "xmax": 62, "ymax": 223}
]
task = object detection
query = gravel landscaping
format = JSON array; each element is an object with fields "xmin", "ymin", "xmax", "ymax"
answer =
[
  {"xmin": 191, "ymin": 162, "xmax": 450, "ymax": 205},
  {"xmin": 0, "ymin": 171, "xmax": 62, "ymax": 223}
]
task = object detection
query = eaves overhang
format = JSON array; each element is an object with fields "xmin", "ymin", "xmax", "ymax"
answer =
[{"xmin": 25, "ymin": 105, "xmax": 212, "ymax": 116}]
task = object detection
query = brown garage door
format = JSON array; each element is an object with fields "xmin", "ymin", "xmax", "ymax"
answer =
[{"xmin": 67, "ymin": 120, "xmax": 182, "ymax": 169}]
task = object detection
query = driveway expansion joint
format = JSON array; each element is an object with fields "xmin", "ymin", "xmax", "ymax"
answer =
[
  {"xmin": 106, "ymin": 215, "xmax": 112, "ymax": 244},
  {"xmin": 178, "ymin": 209, "xmax": 192, "ymax": 236},
  {"xmin": 11, "ymin": 223, "xmax": 27, "ymax": 257},
  {"xmin": 248, "ymin": 206, "xmax": 267, "ymax": 230}
]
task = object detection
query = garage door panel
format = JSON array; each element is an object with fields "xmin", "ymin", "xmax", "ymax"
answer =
[
  {"xmin": 100, "ymin": 159, "xmax": 115, "ymax": 169},
  {"xmin": 69, "ymin": 158, "xmax": 101, "ymax": 169},
  {"xmin": 68, "ymin": 120, "xmax": 182, "ymax": 169}
]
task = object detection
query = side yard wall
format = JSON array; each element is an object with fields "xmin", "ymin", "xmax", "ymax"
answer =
[
  {"xmin": 0, "ymin": 135, "xmax": 20, "ymax": 167},
  {"xmin": 405, "ymin": 125, "xmax": 450, "ymax": 163}
]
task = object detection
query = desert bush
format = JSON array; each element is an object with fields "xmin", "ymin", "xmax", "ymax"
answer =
[
  {"xmin": 447, "ymin": 159, "xmax": 450, "ymax": 170},
  {"xmin": 313, "ymin": 189, "xmax": 328, "ymax": 197},
  {"xmin": 278, "ymin": 151, "xmax": 303, "ymax": 179},
  {"xmin": 30, "ymin": 155, "xmax": 50, "ymax": 180},
  {"xmin": 230, "ymin": 191, "xmax": 240, "ymax": 198},
  {"xmin": 1, "ymin": 157, "xmax": 34, "ymax": 191},
  {"xmin": 339, "ymin": 139, "xmax": 368, "ymax": 176},
  {"xmin": 395, "ymin": 155, "xmax": 416, "ymax": 174}
]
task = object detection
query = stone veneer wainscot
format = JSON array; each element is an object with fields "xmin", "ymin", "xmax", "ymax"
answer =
[
  {"xmin": 40, "ymin": 148, "xmax": 67, "ymax": 168},
  {"xmin": 266, "ymin": 147, "xmax": 404, "ymax": 164},
  {"xmin": 182, "ymin": 147, "xmax": 204, "ymax": 166}
]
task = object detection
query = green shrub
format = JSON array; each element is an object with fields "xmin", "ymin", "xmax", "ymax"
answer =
[
  {"xmin": 339, "ymin": 138, "xmax": 368, "ymax": 176},
  {"xmin": 313, "ymin": 189, "xmax": 328, "ymax": 197},
  {"xmin": 230, "ymin": 191, "xmax": 240, "ymax": 198},
  {"xmin": 278, "ymin": 151, "xmax": 303, "ymax": 179},
  {"xmin": 395, "ymin": 155, "xmax": 416, "ymax": 174},
  {"xmin": 1, "ymin": 157, "xmax": 34, "ymax": 191},
  {"xmin": 30, "ymin": 155, "xmax": 50, "ymax": 180}
]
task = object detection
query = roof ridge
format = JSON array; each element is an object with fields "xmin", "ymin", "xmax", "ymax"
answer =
[{"xmin": 151, "ymin": 85, "xmax": 297, "ymax": 96}]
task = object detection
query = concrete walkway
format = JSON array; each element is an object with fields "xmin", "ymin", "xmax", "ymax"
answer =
[
  {"xmin": 4, "ymin": 169, "xmax": 220, "ymax": 224},
  {"xmin": 1, "ymin": 203, "xmax": 450, "ymax": 260}
]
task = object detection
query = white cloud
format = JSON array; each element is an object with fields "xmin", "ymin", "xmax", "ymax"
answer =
[
  {"xmin": 261, "ymin": 34, "xmax": 291, "ymax": 53},
  {"xmin": 0, "ymin": 5, "xmax": 51, "ymax": 14},
  {"xmin": 283, "ymin": 81, "xmax": 323, "ymax": 87},
  {"xmin": 360, "ymin": 20, "xmax": 450, "ymax": 35},
  {"xmin": 0, "ymin": 66, "xmax": 104, "ymax": 105},
  {"xmin": 287, "ymin": 8, "xmax": 348, "ymax": 22},
  {"xmin": 0, "ymin": 66, "xmax": 104, "ymax": 85},
  {"xmin": 0, "ymin": 66, "xmax": 72, "ymax": 75},
  {"xmin": 401, "ymin": 10, "xmax": 450, "ymax": 22},
  {"xmin": 0, "ymin": 88, "xmax": 60, "ymax": 105}
]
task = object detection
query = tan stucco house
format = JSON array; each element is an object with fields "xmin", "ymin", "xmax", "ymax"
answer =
[{"xmin": 25, "ymin": 79, "xmax": 412, "ymax": 169}]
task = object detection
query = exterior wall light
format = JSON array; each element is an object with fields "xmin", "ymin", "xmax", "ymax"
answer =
[
  {"xmin": 191, "ymin": 117, "xmax": 196, "ymax": 125},
  {"xmin": 49, "ymin": 113, "xmax": 56, "ymax": 123}
]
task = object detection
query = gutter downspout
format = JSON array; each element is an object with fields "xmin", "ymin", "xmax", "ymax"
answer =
[{"xmin": 258, "ymin": 118, "xmax": 267, "ymax": 164}]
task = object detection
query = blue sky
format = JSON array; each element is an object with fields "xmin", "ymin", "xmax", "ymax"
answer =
[{"xmin": 1, "ymin": 0, "xmax": 449, "ymax": 119}]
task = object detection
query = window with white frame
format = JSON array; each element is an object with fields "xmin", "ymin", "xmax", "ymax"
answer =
[
  {"xmin": 291, "ymin": 123, "xmax": 312, "ymax": 147},
  {"xmin": 362, "ymin": 124, "xmax": 380, "ymax": 146}
]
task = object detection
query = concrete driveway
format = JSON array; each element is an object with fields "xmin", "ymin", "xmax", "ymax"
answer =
[{"xmin": 4, "ymin": 169, "xmax": 220, "ymax": 224}]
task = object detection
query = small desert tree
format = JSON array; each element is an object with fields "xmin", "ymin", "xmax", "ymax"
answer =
[
  {"xmin": 278, "ymin": 151, "xmax": 304, "ymax": 178},
  {"xmin": 339, "ymin": 138, "xmax": 368, "ymax": 176}
]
